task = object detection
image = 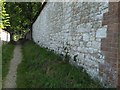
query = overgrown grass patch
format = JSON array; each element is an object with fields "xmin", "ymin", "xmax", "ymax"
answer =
[
  {"xmin": 17, "ymin": 40, "xmax": 102, "ymax": 88},
  {"xmin": 2, "ymin": 43, "xmax": 14, "ymax": 80}
]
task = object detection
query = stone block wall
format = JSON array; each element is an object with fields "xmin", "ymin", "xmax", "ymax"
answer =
[{"xmin": 32, "ymin": 2, "xmax": 119, "ymax": 88}]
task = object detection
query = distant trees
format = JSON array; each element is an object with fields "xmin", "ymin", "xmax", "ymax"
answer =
[{"xmin": 4, "ymin": 2, "xmax": 42, "ymax": 41}]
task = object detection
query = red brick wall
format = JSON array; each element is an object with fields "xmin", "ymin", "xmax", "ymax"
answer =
[
  {"xmin": 99, "ymin": 2, "xmax": 120, "ymax": 87},
  {"xmin": 118, "ymin": 2, "xmax": 120, "ymax": 88}
]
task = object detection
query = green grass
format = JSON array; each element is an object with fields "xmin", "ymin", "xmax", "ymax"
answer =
[
  {"xmin": 2, "ymin": 43, "xmax": 14, "ymax": 81},
  {"xmin": 17, "ymin": 40, "xmax": 102, "ymax": 88}
]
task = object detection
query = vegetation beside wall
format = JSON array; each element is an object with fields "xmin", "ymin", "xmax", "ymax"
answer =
[
  {"xmin": 2, "ymin": 43, "xmax": 14, "ymax": 81},
  {"xmin": 17, "ymin": 41, "xmax": 101, "ymax": 88}
]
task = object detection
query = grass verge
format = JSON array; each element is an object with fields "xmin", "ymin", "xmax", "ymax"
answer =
[
  {"xmin": 2, "ymin": 43, "xmax": 14, "ymax": 81},
  {"xmin": 17, "ymin": 40, "xmax": 101, "ymax": 88}
]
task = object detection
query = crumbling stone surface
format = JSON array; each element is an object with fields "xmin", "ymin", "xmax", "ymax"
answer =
[{"xmin": 32, "ymin": 2, "xmax": 118, "ymax": 87}]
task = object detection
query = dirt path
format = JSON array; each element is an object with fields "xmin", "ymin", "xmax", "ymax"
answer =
[{"xmin": 3, "ymin": 45, "xmax": 22, "ymax": 88}]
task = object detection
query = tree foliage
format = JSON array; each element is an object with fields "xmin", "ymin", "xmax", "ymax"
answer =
[
  {"xmin": 5, "ymin": 2, "xmax": 42, "ymax": 40},
  {"xmin": 0, "ymin": 0, "xmax": 10, "ymax": 29}
]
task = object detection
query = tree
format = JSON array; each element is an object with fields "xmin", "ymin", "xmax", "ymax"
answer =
[
  {"xmin": 4, "ymin": 2, "xmax": 42, "ymax": 41},
  {"xmin": 0, "ymin": 0, "xmax": 10, "ymax": 29}
]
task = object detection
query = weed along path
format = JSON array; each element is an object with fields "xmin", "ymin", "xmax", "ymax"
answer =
[{"xmin": 3, "ymin": 44, "xmax": 22, "ymax": 88}]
